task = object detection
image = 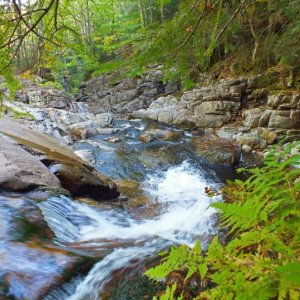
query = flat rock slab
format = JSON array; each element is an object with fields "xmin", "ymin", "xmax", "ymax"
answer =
[
  {"xmin": 0, "ymin": 242, "xmax": 80, "ymax": 300},
  {"xmin": 0, "ymin": 195, "xmax": 89, "ymax": 300},
  {"xmin": 0, "ymin": 119, "xmax": 119, "ymax": 200},
  {"xmin": 0, "ymin": 136, "xmax": 61, "ymax": 191},
  {"xmin": 192, "ymin": 135, "xmax": 241, "ymax": 165}
]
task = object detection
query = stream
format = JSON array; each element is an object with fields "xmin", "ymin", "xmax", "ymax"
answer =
[{"xmin": 0, "ymin": 118, "xmax": 241, "ymax": 300}]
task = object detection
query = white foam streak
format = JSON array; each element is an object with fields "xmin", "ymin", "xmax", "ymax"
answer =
[{"xmin": 40, "ymin": 161, "xmax": 221, "ymax": 299}]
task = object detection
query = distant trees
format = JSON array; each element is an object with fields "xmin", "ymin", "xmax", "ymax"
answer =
[{"xmin": 0, "ymin": 0, "xmax": 299, "ymax": 92}]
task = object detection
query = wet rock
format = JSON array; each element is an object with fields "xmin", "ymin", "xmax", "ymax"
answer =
[
  {"xmin": 75, "ymin": 149, "xmax": 96, "ymax": 164},
  {"xmin": 139, "ymin": 133, "xmax": 155, "ymax": 143},
  {"xmin": 242, "ymin": 144, "xmax": 252, "ymax": 153},
  {"xmin": 0, "ymin": 242, "xmax": 83, "ymax": 300},
  {"xmin": 83, "ymin": 140, "xmax": 116, "ymax": 151},
  {"xmin": 0, "ymin": 136, "xmax": 61, "ymax": 192},
  {"xmin": 49, "ymin": 163, "xmax": 119, "ymax": 200},
  {"xmin": 66, "ymin": 114, "xmax": 113, "ymax": 139},
  {"xmin": 0, "ymin": 195, "xmax": 91, "ymax": 300},
  {"xmin": 68, "ymin": 120, "xmax": 98, "ymax": 139},
  {"xmin": 0, "ymin": 119, "xmax": 119, "ymax": 201},
  {"xmin": 97, "ymin": 128, "xmax": 122, "ymax": 135},
  {"xmin": 145, "ymin": 129, "xmax": 183, "ymax": 141},
  {"xmin": 116, "ymin": 180, "xmax": 150, "ymax": 209},
  {"xmin": 103, "ymin": 137, "xmax": 121, "ymax": 143},
  {"xmin": 192, "ymin": 135, "xmax": 241, "ymax": 165}
]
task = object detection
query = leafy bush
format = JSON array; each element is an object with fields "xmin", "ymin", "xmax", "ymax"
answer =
[{"xmin": 145, "ymin": 142, "xmax": 300, "ymax": 300}]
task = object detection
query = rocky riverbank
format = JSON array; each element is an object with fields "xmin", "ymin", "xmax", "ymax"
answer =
[
  {"xmin": 75, "ymin": 67, "xmax": 299, "ymax": 161},
  {"xmin": 2, "ymin": 67, "xmax": 300, "ymax": 169},
  {"xmin": 0, "ymin": 68, "xmax": 299, "ymax": 299}
]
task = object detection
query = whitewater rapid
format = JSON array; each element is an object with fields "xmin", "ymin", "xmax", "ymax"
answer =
[{"xmin": 40, "ymin": 161, "xmax": 221, "ymax": 299}]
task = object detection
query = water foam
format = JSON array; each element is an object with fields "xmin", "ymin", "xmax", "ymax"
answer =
[{"xmin": 40, "ymin": 161, "xmax": 221, "ymax": 299}]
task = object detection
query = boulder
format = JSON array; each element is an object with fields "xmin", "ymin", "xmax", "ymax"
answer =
[
  {"xmin": 268, "ymin": 110, "xmax": 292, "ymax": 129},
  {"xmin": 63, "ymin": 113, "xmax": 113, "ymax": 140},
  {"xmin": 74, "ymin": 149, "xmax": 96, "ymax": 164},
  {"xmin": 145, "ymin": 129, "xmax": 183, "ymax": 140},
  {"xmin": 139, "ymin": 133, "xmax": 155, "ymax": 143},
  {"xmin": 0, "ymin": 195, "xmax": 89, "ymax": 300},
  {"xmin": 237, "ymin": 131, "xmax": 261, "ymax": 148},
  {"xmin": 243, "ymin": 108, "xmax": 262, "ymax": 128},
  {"xmin": 67, "ymin": 120, "xmax": 97, "ymax": 139},
  {"xmin": 0, "ymin": 136, "xmax": 61, "ymax": 192},
  {"xmin": 267, "ymin": 92, "xmax": 300, "ymax": 109},
  {"xmin": 257, "ymin": 127, "xmax": 277, "ymax": 145},
  {"xmin": 258, "ymin": 110, "xmax": 272, "ymax": 127},
  {"xmin": 242, "ymin": 144, "xmax": 252, "ymax": 153},
  {"xmin": 0, "ymin": 119, "xmax": 119, "ymax": 201},
  {"xmin": 49, "ymin": 163, "xmax": 119, "ymax": 200},
  {"xmin": 192, "ymin": 135, "xmax": 241, "ymax": 165}
]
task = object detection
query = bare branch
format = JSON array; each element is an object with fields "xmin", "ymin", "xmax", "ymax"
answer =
[{"xmin": 166, "ymin": 0, "xmax": 223, "ymax": 57}]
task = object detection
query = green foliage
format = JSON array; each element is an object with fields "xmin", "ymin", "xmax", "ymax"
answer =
[
  {"xmin": 37, "ymin": 81, "xmax": 63, "ymax": 90},
  {"xmin": 145, "ymin": 142, "xmax": 300, "ymax": 300}
]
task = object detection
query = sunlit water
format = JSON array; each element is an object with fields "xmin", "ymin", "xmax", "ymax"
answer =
[{"xmin": 40, "ymin": 161, "xmax": 221, "ymax": 299}]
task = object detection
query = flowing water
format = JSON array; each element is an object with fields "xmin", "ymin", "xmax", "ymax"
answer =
[{"xmin": 0, "ymin": 119, "xmax": 240, "ymax": 299}]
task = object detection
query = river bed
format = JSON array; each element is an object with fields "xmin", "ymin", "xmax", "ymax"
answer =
[{"xmin": 0, "ymin": 119, "xmax": 241, "ymax": 300}]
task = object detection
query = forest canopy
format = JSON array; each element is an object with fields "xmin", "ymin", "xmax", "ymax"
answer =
[{"xmin": 1, "ymin": 0, "xmax": 300, "ymax": 92}]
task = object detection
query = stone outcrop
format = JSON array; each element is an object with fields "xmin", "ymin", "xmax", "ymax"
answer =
[
  {"xmin": 0, "ymin": 136, "xmax": 61, "ymax": 192},
  {"xmin": 10, "ymin": 68, "xmax": 300, "ymax": 154},
  {"xmin": 15, "ymin": 79, "xmax": 88, "ymax": 111},
  {"xmin": 133, "ymin": 78, "xmax": 247, "ymax": 128},
  {"xmin": 76, "ymin": 65, "xmax": 180, "ymax": 114},
  {"xmin": 192, "ymin": 135, "xmax": 241, "ymax": 165},
  {"xmin": 4, "ymin": 100, "xmax": 114, "ymax": 144},
  {"xmin": 0, "ymin": 195, "xmax": 91, "ymax": 300},
  {"xmin": 0, "ymin": 119, "xmax": 119, "ymax": 200},
  {"xmin": 130, "ymin": 73, "xmax": 299, "ymax": 148}
]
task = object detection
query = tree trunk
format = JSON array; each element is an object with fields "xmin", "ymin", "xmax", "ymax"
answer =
[
  {"xmin": 248, "ymin": 17, "xmax": 259, "ymax": 65},
  {"xmin": 137, "ymin": 0, "xmax": 145, "ymax": 28},
  {"xmin": 160, "ymin": 0, "xmax": 164, "ymax": 23},
  {"xmin": 86, "ymin": 0, "xmax": 92, "ymax": 46}
]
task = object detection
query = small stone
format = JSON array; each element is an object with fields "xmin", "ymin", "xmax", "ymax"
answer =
[
  {"xmin": 242, "ymin": 144, "xmax": 252, "ymax": 153},
  {"xmin": 103, "ymin": 137, "xmax": 121, "ymax": 143},
  {"xmin": 145, "ymin": 129, "xmax": 183, "ymax": 140},
  {"xmin": 291, "ymin": 147, "xmax": 299, "ymax": 155},
  {"xmin": 139, "ymin": 133, "xmax": 154, "ymax": 143},
  {"xmin": 258, "ymin": 127, "xmax": 277, "ymax": 145},
  {"xmin": 237, "ymin": 131, "xmax": 261, "ymax": 148}
]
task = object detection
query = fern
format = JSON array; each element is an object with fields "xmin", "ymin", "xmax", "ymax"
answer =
[{"xmin": 145, "ymin": 142, "xmax": 300, "ymax": 300}]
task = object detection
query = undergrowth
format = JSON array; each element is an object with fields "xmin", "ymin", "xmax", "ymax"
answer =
[{"xmin": 145, "ymin": 142, "xmax": 300, "ymax": 300}]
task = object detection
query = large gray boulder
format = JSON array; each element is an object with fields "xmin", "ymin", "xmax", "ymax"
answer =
[
  {"xmin": 0, "ymin": 119, "xmax": 119, "ymax": 200},
  {"xmin": 0, "ymin": 136, "xmax": 61, "ymax": 191},
  {"xmin": 192, "ymin": 135, "xmax": 241, "ymax": 165}
]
